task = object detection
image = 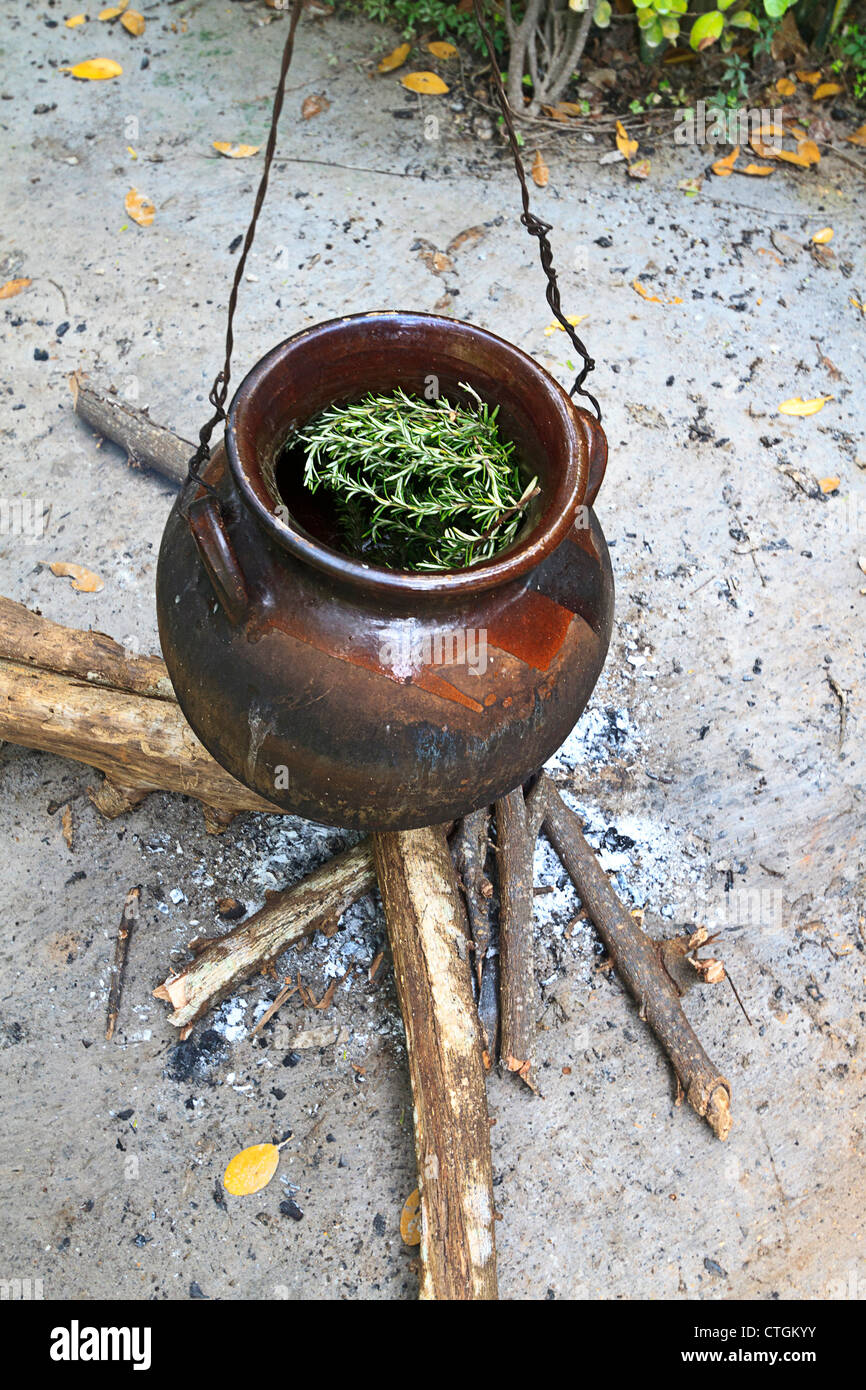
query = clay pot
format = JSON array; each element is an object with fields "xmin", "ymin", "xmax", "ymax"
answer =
[{"xmin": 156, "ymin": 312, "xmax": 614, "ymax": 830}]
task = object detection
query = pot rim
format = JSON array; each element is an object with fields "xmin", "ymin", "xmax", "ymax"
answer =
[{"xmin": 225, "ymin": 310, "xmax": 589, "ymax": 597}]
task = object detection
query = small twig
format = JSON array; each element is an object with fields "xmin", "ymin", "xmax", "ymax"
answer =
[
  {"xmin": 495, "ymin": 788, "xmax": 536, "ymax": 1086},
  {"xmin": 451, "ymin": 808, "xmax": 493, "ymax": 987},
  {"xmin": 105, "ymin": 885, "xmax": 141, "ymax": 1041},
  {"xmin": 533, "ymin": 775, "xmax": 732, "ymax": 1140}
]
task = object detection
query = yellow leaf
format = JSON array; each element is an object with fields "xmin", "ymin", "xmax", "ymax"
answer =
[
  {"xmin": 796, "ymin": 70, "xmax": 822, "ymax": 85},
  {"xmin": 628, "ymin": 157, "xmax": 651, "ymax": 180},
  {"xmin": 427, "ymin": 41, "xmax": 457, "ymax": 59},
  {"xmin": 0, "ymin": 277, "xmax": 31, "ymax": 299},
  {"xmin": 778, "ymin": 395, "xmax": 833, "ymax": 416},
  {"xmin": 818, "ymin": 476, "xmax": 840, "ymax": 493},
  {"xmin": 212, "ymin": 141, "xmax": 261, "ymax": 158},
  {"xmin": 378, "ymin": 42, "xmax": 410, "ymax": 73},
  {"xmin": 98, "ymin": 1, "xmax": 128, "ymax": 17},
  {"xmin": 544, "ymin": 313, "xmax": 588, "ymax": 336},
  {"xmin": 121, "ymin": 9, "xmax": 145, "ymax": 35},
  {"xmin": 223, "ymin": 1143, "xmax": 280, "ymax": 1196},
  {"xmin": 401, "ymin": 71, "xmax": 449, "ymax": 94},
  {"xmin": 757, "ymin": 124, "xmax": 786, "ymax": 139},
  {"xmin": 749, "ymin": 136, "xmax": 779, "ymax": 160},
  {"xmin": 553, "ymin": 101, "xmax": 585, "ymax": 117},
  {"xmin": 741, "ymin": 162, "xmax": 774, "ymax": 176},
  {"xmin": 65, "ymin": 14, "xmax": 87, "ymax": 27},
  {"xmin": 615, "ymin": 119, "xmax": 637, "ymax": 162},
  {"xmin": 124, "ymin": 187, "xmax": 154, "ymax": 226},
  {"xmin": 811, "ymin": 226, "xmax": 833, "ymax": 244},
  {"xmin": 846, "ymin": 125, "xmax": 866, "ymax": 146},
  {"xmin": 632, "ymin": 279, "xmax": 682, "ymax": 306},
  {"xmin": 797, "ymin": 139, "xmax": 821, "ymax": 166},
  {"xmin": 531, "ymin": 149, "xmax": 549, "ymax": 187},
  {"xmin": 49, "ymin": 562, "xmax": 104, "ymax": 592},
  {"xmin": 812, "ymin": 82, "xmax": 841, "ymax": 100},
  {"xmin": 775, "ymin": 77, "xmax": 796, "ymax": 96},
  {"xmin": 65, "ymin": 58, "xmax": 123, "ymax": 80},
  {"xmin": 712, "ymin": 145, "xmax": 740, "ymax": 177},
  {"xmin": 775, "ymin": 147, "xmax": 812, "ymax": 167},
  {"xmin": 400, "ymin": 1188, "xmax": 422, "ymax": 1246}
]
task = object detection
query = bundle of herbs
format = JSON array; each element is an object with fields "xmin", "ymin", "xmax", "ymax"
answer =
[{"xmin": 293, "ymin": 384, "xmax": 538, "ymax": 572}]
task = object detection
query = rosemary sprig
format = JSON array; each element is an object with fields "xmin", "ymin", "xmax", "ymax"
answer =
[{"xmin": 294, "ymin": 384, "xmax": 537, "ymax": 572}]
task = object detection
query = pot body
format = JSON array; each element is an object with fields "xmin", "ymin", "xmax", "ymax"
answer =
[{"xmin": 157, "ymin": 313, "xmax": 614, "ymax": 831}]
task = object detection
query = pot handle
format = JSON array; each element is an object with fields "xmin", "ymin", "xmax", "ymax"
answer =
[
  {"xmin": 187, "ymin": 494, "xmax": 249, "ymax": 625},
  {"xmin": 576, "ymin": 410, "xmax": 608, "ymax": 510}
]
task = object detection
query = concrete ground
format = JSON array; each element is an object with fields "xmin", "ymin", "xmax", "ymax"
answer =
[{"xmin": 0, "ymin": 2, "xmax": 863, "ymax": 1301}]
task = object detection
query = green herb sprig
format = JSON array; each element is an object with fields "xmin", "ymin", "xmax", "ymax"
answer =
[{"xmin": 294, "ymin": 384, "xmax": 537, "ymax": 572}]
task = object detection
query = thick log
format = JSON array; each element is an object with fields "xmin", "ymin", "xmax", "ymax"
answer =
[
  {"xmin": 372, "ymin": 826, "xmax": 498, "ymax": 1301},
  {"xmin": 70, "ymin": 372, "xmax": 192, "ymax": 487},
  {"xmin": 154, "ymin": 842, "xmax": 376, "ymax": 1035},
  {"xmin": 0, "ymin": 655, "xmax": 280, "ymax": 823}
]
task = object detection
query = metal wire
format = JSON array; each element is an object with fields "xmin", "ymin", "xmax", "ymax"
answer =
[{"xmin": 471, "ymin": 0, "xmax": 601, "ymax": 421}]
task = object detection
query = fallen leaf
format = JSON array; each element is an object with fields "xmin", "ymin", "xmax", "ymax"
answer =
[
  {"xmin": 796, "ymin": 70, "xmax": 822, "ymax": 85},
  {"xmin": 615, "ymin": 119, "xmax": 637, "ymax": 162},
  {"xmin": 632, "ymin": 279, "xmax": 682, "ymax": 305},
  {"xmin": 812, "ymin": 82, "xmax": 842, "ymax": 100},
  {"xmin": 377, "ymin": 42, "xmax": 410, "ymax": 73},
  {"xmin": 818, "ymin": 476, "xmax": 840, "ymax": 493},
  {"xmin": 811, "ymin": 226, "xmax": 833, "ymax": 244},
  {"xmin": 678, "ymin": 176, "xmax": 702, "ymax": 196},
  {"xmin": 427, "ymin": 41, "xmax": 457, "ymax": 58},
  {"xmin": 778, "ymin": 395, "xmax": 833, "ymax": 416},
  {"xmin": 445, "ymin": 224, "xmax": 485, "ymax": 254},
  {"xmin": 544, "ymin": 313, "xmax": 588, "ymax": 336},
  {"xmin": 775, "ymin": 77, "xmax": 796, "ymax": 96},
  {"xmin": 0, "ymin": 277, "xmax": 31, "ymax": 299},
  {"xmin": 628, "ymin": 157, "xmax": 651, "ymax": 180},
  {"xmin": 775, "ymin": 147, "xmax": 813, "ymax": 167},
  {"xmin": 120, "ymin": 8, "xmax": 145, "ymax": 35},
  {"xmin": 212, "ymin": 141, "xmax": 261, "ymax": 158},
  {"xmin": 552, "ymin": 101, "xmax": 586, "ymax": 117},
  {"xmin": 65, "ymin": 13, "xmax": 87, "ymax": 26},
  {"xmin": 749, "ymin": 136, "xmax": 780, "ymax": 160},
  {"xmin": 531, "ymin": 149, "xmax": 549, "ymax": 187},
  {"xmin": 741, "ymin": 162, "xmax": 774, "ymax": 176},
  {"xmin": 401, "ymin": 71, "xmax": 449, "ymax": 95},
  {"xmin": 757, "ymin": 124, "xmax": 787, "ymax": 139},
  {"xmin": 400, "ymin": 1189, "xmax": 422, "ymax": 1246},
  {"xmin": 796, "ymin": 139, "xmax": 821, "ymax": 166},
  {"xmin": 64, "ymin": 58, "xmax": 123, "ymax": 80},
  {"xmin": 49, "ymin": 562, "xmax": 105, "ymax": 592},
  {"xmin": 124, "ymin": 187, "xmax": 154, "ymax": 226},
  {"xmin": 61, "ymin": 805, "xmax": 74, "ymax": 850},
  {"xmin": 223, "ymin": 1143, "xmax": 280, "ymax": 1196},
  {"xmin": 98, "ymin": 2, "xmax": 127, "ymax": 16},
  {"xmin": 712, "ymin": 145, "xmax": 740, "ymax": 177},
  {"xmin": 846, "ymin": 125, "xmax": 866, "ymax": 146},
  {"xmin": 301, "ymin": 92, "xmax": 330, "ymax": 120}
]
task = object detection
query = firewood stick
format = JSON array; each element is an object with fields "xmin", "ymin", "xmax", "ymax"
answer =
[
  {"xmin": 495, "ymin": 788, "xmax": 536, "ymax": 1084},
  {"xmin": 451, "ymin": 807, "xmax": 492, "ymax": 987},
  {"xmin": 0, "ymin": 655, "xmax": 280, "ymax": 823},
  {"xmin": 0, "ymin": 595, "xmax": 175, "ymax": 700},
  {"xmin": 154, "ymin": 842, "xmax": 376, "ymax": 1036},
  {"xmin": 105, "ymin": 885, "xmax": 141, "ymax": 1041},
  {"xmin": 534, "ymin": 775, "xmax": 732, "ymax": 1140},
  {"xmin": 70, "ymin": 372, "xmax": 193, "ymax": 487},
  {"xmin": 372, "ymin": 827, "xmax": 498, "ymax": 1301}
]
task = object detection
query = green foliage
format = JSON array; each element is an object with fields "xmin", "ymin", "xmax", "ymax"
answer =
[
  {"xmin": 688, "ymin": 0, "xmax": 795, "ymax": 54},
  {"xmin": 296, "ymin": 386, "xmax": 537, "ymax": 572},
  {"xmin": 350, "ymin": 0, "xmax": 505, "ymax": 51},
  {"xmin": 831, "ymin": 20, "xmax": 866, "ymax": 99}
]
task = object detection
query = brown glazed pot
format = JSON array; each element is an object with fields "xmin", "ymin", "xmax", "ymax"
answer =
[{"xmin": 156, "ymin": 312, "xmax": 614, "ymax": 830}]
